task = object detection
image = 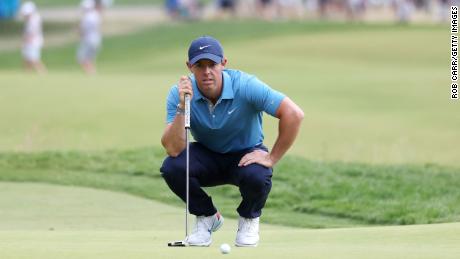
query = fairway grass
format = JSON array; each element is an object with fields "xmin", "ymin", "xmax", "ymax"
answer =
[
  {"xmin": 0, "ymin": 21, "xmax": 457, "ymax": 166},
  {"xmin": 0, "ymin": 182, "xmax": 459, "ymax": 259},
  {"xmin": 0, "ymin": 64, "xmax": 457, "ymax": 166},
  {"xmin": 1, "ymin": 21, "xmax": 459, "ymax": 253}
]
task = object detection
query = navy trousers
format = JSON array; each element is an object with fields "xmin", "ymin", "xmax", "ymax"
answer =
[{"xmin": 160, "ymin": 142, "xmax": 273, "ymax": 218}]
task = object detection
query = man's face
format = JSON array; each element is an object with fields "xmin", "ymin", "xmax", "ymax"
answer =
[{"xmin": 187, "ymin": 58, "xmax": 227, "ymax": 98}]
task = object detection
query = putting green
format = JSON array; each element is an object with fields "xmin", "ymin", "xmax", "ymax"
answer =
[{"xmin": 0, "ymin": 182, "xmax": 459, "ymax": 259}]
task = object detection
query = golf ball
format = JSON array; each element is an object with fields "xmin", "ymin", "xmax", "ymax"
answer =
[{"xmin": 220, "ymin": 243, "xmax": 231, "ymax": 254}]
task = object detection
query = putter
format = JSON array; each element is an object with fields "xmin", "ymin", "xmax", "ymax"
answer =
[{"xmin": 168, "ymin": 94, "xmax": 191, "ymax": 247}]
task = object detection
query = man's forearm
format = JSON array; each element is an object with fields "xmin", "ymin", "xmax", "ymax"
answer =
[
  {"xmin": 270, "ymin": 109, "xmax": 304, "ymax": 165},
  {"xmin": 161, "ymin": 114, "xmax": 186, "ymax": 157}
]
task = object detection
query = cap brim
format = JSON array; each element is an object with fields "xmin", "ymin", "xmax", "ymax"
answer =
[{"xmin": 189, "ymin": 53, "xmax": 222, "ymax": 65}]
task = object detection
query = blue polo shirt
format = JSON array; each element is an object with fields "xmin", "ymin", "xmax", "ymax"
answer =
[{"xmin": 166, "ymin": 69, "xmax": 285, "ymax": 153}]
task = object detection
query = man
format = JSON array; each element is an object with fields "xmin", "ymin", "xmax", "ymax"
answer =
[
  {"xmin": 20, "ymin": 1, "xmax": 46, "ymax": 73},
  {"xmin": 160, "ymin": 36, "xmax": 303, "ymax": 247},
  {"xmin": 77, "ymin": 0, "xmax": 102, "ymax": 74}
]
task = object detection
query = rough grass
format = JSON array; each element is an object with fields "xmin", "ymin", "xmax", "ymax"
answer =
[{"xmin": 0, "ymin": 147, "xmax": 459, "ymax": 228}]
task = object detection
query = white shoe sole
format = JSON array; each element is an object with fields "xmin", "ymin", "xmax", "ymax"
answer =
[
  {"xmin": 186, "ymin": 239, "xmax": 212, "ymax": 247},
  {"xmin": 235, "ymin": 242, "xmax": 258, "ymax": 247}
]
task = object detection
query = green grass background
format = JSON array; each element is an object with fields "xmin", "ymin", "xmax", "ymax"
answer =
[
  {"xmin": 0, "ymin": 18, "xmax": 459, "ymax": 259},
  {"xmin": 1, "ymin": 147, "xmax": 459, "ymax": 228},
  {"xmin": 1, "ymin": 182, "xmax": 459, "ymax": 259},
  {"xmin": 1, "ymin": 20, "xmax": 459, "ymax": 226},
  {"xmin": 0, "ymin": 182, "xmax": 460, "ymax": 259},
  {"xmin": 0, "ymin": 22, "xmax": 457, "ymax": 165}
]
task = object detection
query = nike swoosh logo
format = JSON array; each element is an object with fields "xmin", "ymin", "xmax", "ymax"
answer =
[
  {"xmin": 228, "ymin": 107, "xmax": 237, "ymax": 115},
  {"xmin": 199, "ymin": 45, "xmax": 211, "ymax": 50}
]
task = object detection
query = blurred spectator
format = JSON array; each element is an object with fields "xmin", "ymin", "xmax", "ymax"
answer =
[
  {"xmin": 180, "ymin": 0, "xmax": 202, "ymax": 20},
  {"xmin": 318, "ymin": 0, "xmax": 329, "ymax": 18},
  {"xmin": 20, "ymin": 1, "xmax": 46, "ymax": 73},
  {"xmin": 77, "ymin": 0, "xmax": 102, "ymax": 74},
  {"xmin": 216, "ymin": 0, "xmax": 237, "ymax": 18},
  {"xmin": 413, "ymin": 0, "xmax": 429, "ymax": 10},
  {"xmin": 437, "ymin": 0, "xmax": 449, "ymax": 22},
  {"xmin": 304, "ymin": 0, "xmax": 319, "ymax": 18},
  {"xmin": 393, "ymin": 0, "xmax": 414, "ymax": 23},
  {"xmin": 346, "ymin": 0, "xmax": 366, "ymax": 21},
  {"xmin": 166, "ymin": 0, "xmax": 203, "ymax": 20},
  {"xmin": 277, "ymin": 0, "xmax": 304, "ymax": 20},
  {"xmin": 165, "ymin": 0, "xmax": 180, "ymax": 19},
  {"xmin": 256, "ymin": 0, "xmax": 276, "ymax": 20}
]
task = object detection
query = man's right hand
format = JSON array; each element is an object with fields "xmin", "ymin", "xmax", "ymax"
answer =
[
  {"xmin": 178, "ymin": 76, "xmax": 193, "ymax": 109},
  {"xmin": 161, "ymin": 76, "xmax": 193, "ymax": 157}
]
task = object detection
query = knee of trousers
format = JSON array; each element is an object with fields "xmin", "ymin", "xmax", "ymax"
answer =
[
  {"xmin": 160, "ymin": 156, "xmax": 186, "ymax": 183},
  {"xmin": 240, "ymin": 165, "xmax": 272, "ymax": 194}
]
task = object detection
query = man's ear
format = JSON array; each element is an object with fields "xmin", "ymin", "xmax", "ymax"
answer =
[
  {"xmin": 186, "ymin": 61, "xmax": 193, "ymax": 72},
  {"xmin": 221, "ymin": 58, "xmax": 228, "ymax": 67}
]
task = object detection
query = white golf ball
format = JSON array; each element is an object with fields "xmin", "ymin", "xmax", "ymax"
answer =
[{"xmin": 220, "ymin": 243, "xmax": 231, "ymax": 254}]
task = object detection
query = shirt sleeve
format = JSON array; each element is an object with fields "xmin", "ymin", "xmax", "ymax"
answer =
[
  {"xmin": 166, "ymin": 85, "xmax": 180, "ymax": 124},
  {"xmin": 244, "ymin": 76, "xmax": 286, "ymax": 117}
]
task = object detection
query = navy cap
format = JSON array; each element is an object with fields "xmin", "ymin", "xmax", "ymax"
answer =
[{"xmin": 188, "ymin": 36, "xmax": 224, "ymax": 65}]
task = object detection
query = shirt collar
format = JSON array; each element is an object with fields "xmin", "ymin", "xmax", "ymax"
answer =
[
  {"xmin": 220, "ymin": 70, "xmax": 234, "ymax": 100},
  {"xmin": 191, "ymin": 70, "xmax": 234, "ymax": 103}
]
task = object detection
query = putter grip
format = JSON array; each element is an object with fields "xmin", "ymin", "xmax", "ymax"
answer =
[{"xmin": 185, "ymin": 94, "xmax": 190, "ymax": 128}]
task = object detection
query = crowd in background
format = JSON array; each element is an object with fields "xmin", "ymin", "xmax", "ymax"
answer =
[
  {"xmin": 165, "ymin": 0, "xmax": 457, "ymax": 23},
  {"xmin": 13, "ymin": 0, "xmax": 105, "ymax": 74},
  {"xmin": 2, "ymin": 0, "xmax": 456, "ymax": 74}
]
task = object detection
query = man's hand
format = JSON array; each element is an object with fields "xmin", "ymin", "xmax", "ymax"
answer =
[
  {"xmin": 178, "ymin": 76, "xmax": 193, "ymax": 109},
  {"xmin": 238, "ymin": 149, "xmax": 275, "ymax": 168}
]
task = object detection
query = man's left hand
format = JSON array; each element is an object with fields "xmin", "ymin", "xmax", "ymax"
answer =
[{"xmin": 238, "ymin": 149, "xmax": 274, "ymax": 168}]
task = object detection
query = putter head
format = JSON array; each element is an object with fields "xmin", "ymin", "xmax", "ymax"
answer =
[{"xmin": 168, "ymin": 240, "xmax": 188, "ymax": 247}]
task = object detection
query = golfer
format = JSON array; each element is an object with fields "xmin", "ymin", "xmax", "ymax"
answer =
[{"xmin": 160, "ymin": 36, "xmax": 303, "ymax": 247}]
